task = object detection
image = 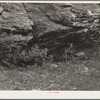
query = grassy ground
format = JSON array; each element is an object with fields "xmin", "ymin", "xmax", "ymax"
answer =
[{"xmin": 0, "ymin": 45, "xmax": 100, "ymax": 90}]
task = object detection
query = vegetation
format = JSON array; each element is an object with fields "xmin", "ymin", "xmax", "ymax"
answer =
[{"xmin": 0, "ymin": 37, "xmax": 53, "ymax": 68}]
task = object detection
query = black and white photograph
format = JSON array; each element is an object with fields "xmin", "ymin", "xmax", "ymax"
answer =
[{"xmin": 0, "ymin": 2, "xmax": 100, "ymax": 92}]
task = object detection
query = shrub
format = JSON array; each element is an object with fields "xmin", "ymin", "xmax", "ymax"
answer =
[
  {"xmin": 0, "ymin": 41, "xmax": 52, "ymax": 68},
  {"xmin": 18, "ymin": 44, "xmax": 49, "ymax": 66}
]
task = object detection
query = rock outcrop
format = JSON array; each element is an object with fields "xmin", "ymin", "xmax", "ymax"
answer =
[
  {"xmin": 0, "ymin": 3, "xmax": 33, "ymax": 36},
  {"xmin": 0, "ymin": 3, "xmax": 100, "ymax": 64},
  {"xmin": 24, "ymin": 4, "xmax": 100, "ymax": 49},
  {"xmin": 0, "ymin": 3, "xmax": 100, "ymax": 39}
]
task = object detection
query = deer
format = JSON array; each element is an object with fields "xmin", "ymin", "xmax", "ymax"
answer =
[
  {"xmin": 64, "ymin": 42, "xmax": 74, "ymax": 61},
  {"xmin": 54, "ymin": 42, "xmax": 74, "ymax": 62}
]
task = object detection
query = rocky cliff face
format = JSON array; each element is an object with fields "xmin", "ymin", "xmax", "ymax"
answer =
[
  {"xmin": 24, "ymin": 3, "xmax": 100, "ymax": 36},
  {"xmin": 0, "ymin": 3, "xmax": 99, "ymax": 38},
  {"xmin": 0, "ymin": 3, "xmax": 100, "ymax": 65},
  {"xmin": 24, "ymin": 3, "xmax": 100, "ymax": 52}
]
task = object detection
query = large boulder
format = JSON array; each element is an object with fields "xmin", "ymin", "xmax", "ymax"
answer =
[{"xmin": 0, "ymin": 3, "xmax": 33, "ymax": 35}]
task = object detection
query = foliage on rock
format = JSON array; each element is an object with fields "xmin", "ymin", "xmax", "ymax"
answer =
[{"xmin": 0, "ymin": 38, "xmax": 52, "ymax": 68}]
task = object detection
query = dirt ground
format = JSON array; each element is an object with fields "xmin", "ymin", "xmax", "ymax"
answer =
[{"xmin": 0, "ymin": 46, "xmax": 100, "ymax": 90}]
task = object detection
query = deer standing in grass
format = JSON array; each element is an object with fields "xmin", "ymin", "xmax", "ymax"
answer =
[
  {"xmin": 64, "ymin": 42, "xmax": 74, "ymax": 62},
  {"xmin": 54, "ymin": 42, "xmax": 74, "ymax": 62}
]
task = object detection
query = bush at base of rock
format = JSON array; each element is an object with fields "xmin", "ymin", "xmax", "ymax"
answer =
[
  {"xmin": 18, "ymin": 44, "xmax": 49, "ymax": 66},
  {"xmin": 0, "ymin": 40, "xmax": 53, "ymax": 68}
]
